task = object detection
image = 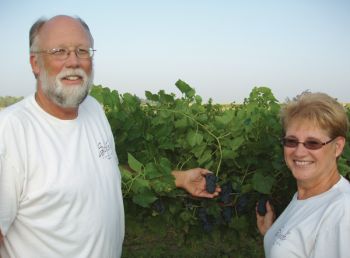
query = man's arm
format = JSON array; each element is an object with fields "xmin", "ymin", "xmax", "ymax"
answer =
[
  {"xmin": 121, "ymin": 165, "xmax": 221, "ymax": 198},
  {"xmin": 172, "ymin": 168, "xmax": 221, "ymax": 198}
]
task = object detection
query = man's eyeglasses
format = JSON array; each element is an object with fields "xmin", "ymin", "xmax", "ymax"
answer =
[
  {"xmin": 281, "ymin": 137, "xmax": 335, "ymax": 150},
  {"xmin": 32, "ymin": 47, "xmax": 96, "ymax": 60}
]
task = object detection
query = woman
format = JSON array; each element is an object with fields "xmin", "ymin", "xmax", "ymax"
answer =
[{"xmin": 257, "ymin": 92, "xmax": 350, "ymax": 258}]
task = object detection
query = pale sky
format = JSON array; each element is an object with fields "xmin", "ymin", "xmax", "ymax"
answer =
[{"xmin": 1, "ymin": 0, "xmax": 349, "ymax": 103}]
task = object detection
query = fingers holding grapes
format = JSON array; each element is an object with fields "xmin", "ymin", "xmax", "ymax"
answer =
[{"xmin": 256, "ymin": 198, "xmax": 275, "ymax": 236}]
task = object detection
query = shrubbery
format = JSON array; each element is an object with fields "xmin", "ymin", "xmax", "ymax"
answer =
[
  {"xmin": 0, "ymin": 96, "xmax": 23, "ymax": 108},
  {"xmin": 90, "ymin": 81, "xmax": 350, "ymax": 258}
]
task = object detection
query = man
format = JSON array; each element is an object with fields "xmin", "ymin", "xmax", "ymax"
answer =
[{"xmin": 0, "ymin": 15, "xmax": 219, "ymax": 258}]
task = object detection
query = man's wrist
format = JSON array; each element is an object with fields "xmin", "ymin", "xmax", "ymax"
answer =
[{"xmin": 172, "ymin": 170, "xmax": 185, "ymax": 188}]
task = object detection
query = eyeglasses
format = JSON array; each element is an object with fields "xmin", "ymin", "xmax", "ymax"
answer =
[
  {"xmin": 281, "ymin": 137, "xmax": 336, "ymax": 150},
  {"xmin": 32, "ymin": 47, "xmax": 96, "ymax": 60}
]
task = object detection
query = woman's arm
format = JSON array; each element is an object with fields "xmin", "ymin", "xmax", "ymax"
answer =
[{"xmin": 256, "ymin": 200, "xmax": 275, "ymax": 236}]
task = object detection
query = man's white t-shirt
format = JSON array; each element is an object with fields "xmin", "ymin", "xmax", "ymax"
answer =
[
  {"xmin": 264, "ymin": 176, "xmax": 350, "ymax": 258},
  {"xmin": 0, "ymin": 95, "xmax": 125, "ymax": 258}
]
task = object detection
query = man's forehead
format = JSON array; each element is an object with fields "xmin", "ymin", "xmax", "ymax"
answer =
[
  {"xmin": 41, "ymin": 16, "xmax": 83, "ymax": 34},
  {"xmin": 38, "ymin": 16, "xmax": 90, "ymax": 46}
]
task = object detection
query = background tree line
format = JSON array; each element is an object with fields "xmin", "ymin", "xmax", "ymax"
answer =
[{"xmin": 0, "ymin": 96, "xmax": 24, "ymax": 108}]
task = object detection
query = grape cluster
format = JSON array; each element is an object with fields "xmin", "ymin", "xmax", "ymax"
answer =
[
  {"xmin": 257, "ymin": 196, "xmax": 268, "ymax": 216},
  {"xmin": 222, "ymin": 206, "xmax": 233, "ymax": 223},
  {"xmin": 220, "ymin": 182, "xmax": 234, "ymax": 223},
  {"xmin": 152, "ymin": 199, "xmax": 165, "ymax": 214},
  {"xmin": 197, "ymin": 207, "xmax": 213, "ymax": 232},
  {"xmin": 235, "ymin": 194, "xmax": 249, "ymax": 215},
  {"xmin": 183, "ymin": 198, "xmax": 195, "ymax": 210},
  {"xmin": 219, "ymin": 182, "xmax": 233, "ymax": 204},
  {"xmin": 205, "ymin": 173, "xmax": 217, "ymax": 194}
]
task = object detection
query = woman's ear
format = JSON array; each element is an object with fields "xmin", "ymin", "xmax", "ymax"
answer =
[{"xmin": 335, "ymin": 136, "xmax": 346, "ymax": 158}]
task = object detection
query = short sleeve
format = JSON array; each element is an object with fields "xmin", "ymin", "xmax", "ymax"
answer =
[{"xmin": 311, "ymin": 200, "xmax": 350, "ymax": 258}]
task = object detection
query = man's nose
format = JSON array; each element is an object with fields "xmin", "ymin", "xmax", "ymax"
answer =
[{"xmin": 64, "ymin": 50, "xmax": 80, "ymax": 68}]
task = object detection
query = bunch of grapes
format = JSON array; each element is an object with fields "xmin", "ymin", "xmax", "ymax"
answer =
[
  {"xmin": 235, "ymin": 194, "xmax": 249, "ymax": 215},
  {"xmin": 219, "ymin": 182, "xmax": 233, "ymax": 204},
  {"xmin": 183, "ymin": 198, "xmax": 195, "ymax": 210},
  {"xmin": 219, "ymin": 182, "xmax": 234, "ymax": 223},
  {"xmin": 222, "ymin": 206, "xmax": 233, "ymax": 223},
  {"xmin": 197, "ymin": 207, "xmax": 213, "ymax": 232},
  {"xmin": 205, "ymin": 173, "xmax": 217, "ymax": 194},
  {"xmin": 152, "ymin": 199, "xmax": 165, "ymax": 214},
  {"xmin": 257, "ymin": 195, "xmax": 269, "ymax": 216}
]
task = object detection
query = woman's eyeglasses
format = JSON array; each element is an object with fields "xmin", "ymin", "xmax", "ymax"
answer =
[{"xmin": 281, "ymin": 137, "xmax": 335, "ymax": 150}]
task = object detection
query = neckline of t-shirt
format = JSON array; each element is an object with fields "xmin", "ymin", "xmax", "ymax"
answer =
[
  {"xmin": 293, "ymin": 176, "xmax": 344, "ymax": 203},
  {"xmin": 30, "ymin": 94, "xmax": 80, "ymax": 125}
]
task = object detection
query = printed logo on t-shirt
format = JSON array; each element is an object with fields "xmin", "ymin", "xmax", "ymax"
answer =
[
  {"xmin": 97, "ymin": 140, "xmax": 112, "ymax": 159},
  {"xmin": 273, "ymin": 226, "xmax": 291, "ymax": 246}
]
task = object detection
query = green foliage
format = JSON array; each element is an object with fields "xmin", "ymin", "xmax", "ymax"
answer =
[
  {"xmin": 0, "ymin": 96, "xmax": 23, "ymax": 108},
  {"xmin": 90, "ymin": 81, "xmax": 350, "ymax": 258}
]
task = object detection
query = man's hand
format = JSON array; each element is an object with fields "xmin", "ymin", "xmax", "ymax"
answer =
[
  {"xmin": 256, "ymin": 200, "xmax": 275, "ymax": 236},
  {"xmin": 173, "ymin": 168, "xmax": 221, "ymax": 198}
]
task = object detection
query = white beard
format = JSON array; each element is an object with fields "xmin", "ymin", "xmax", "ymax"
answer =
[{"xmin": 38, "ymin": 67, "xmax": 94, "ymax": 108}]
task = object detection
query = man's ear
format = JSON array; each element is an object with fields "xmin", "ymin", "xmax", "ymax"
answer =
[{"xmin": 30, "ymin": 54, "xmax": 40, "ymax": 78}]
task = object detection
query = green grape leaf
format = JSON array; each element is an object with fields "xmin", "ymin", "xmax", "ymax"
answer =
[
  {"xmin": 175, "ymin": 79, "xmax": 192, "ymax": 94},
  {"xmin": 198, "ymin": 150, "xmax": 212, "ymax": 165},
  {"xmin": 144, "ymin": 163, "xmax": 162, "ymax": 179},
  {"xmin": 131, "ymin": 178, "xmax": 150, "ymax": 193},
  {"xmin": 252, "ymin": 172, "xmax": 275, "ymax": 194},
  {"xmin": 186, "ymin": 131, "xmax": 203, "ymax": 147},
  {"xmin": 132, "ymin": 189, "xmax": 157, "ymax": 208},
  {"xmin": 145, "ymin": 91, "xmax": 159, "ymax": 101},
  {"xmin": 119, "ymin": 166, "xmax": 133, "ymax": 181},
  {"xmin": 128, "ymin": 153, "xmax": 143, "ymax": 173},
  {"xmin": 231, "ymin": 136, "xmax": 245, "ymax": 151}
]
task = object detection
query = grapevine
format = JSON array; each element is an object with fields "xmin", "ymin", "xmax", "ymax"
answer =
[
  {"xmin": 89, "ymin": 81, "xmax": 350, "ymax": 258},
  {"xmin": 151, "ymin": 107, "xmax": 224, "ymax": 176}
]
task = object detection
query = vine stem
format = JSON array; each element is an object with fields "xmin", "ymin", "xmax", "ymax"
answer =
[
  {"xmin": 125, "ymin": 173, "xmax": 143, "ymax": 196},
  {"xmin": 179, "ymin": 155, "xmax": 194, "ymax": 170},
  {"xmin": 153, "ymin": 107, "xmax": 223, "ymax": 177},
  {"xmin": 240, "ymin": 166, "xmax": 250, "ymax": 186}
]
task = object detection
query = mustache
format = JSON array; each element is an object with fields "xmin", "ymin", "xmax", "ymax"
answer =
[{"xmin": 56, "ymin": 68, "xmax": 88, "ymax": 81}]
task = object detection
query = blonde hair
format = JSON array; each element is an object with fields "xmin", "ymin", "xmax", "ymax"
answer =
[{"xmin": 280, "ymin": 92, "xmax": 349, "ymax": 139}]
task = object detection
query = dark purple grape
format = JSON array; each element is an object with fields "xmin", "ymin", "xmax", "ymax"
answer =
[
  {"xmin": 183, "ymin": 198, "xmax": 194, "ymax": 209},
  {"xmin": 152, "ymin": 199, "xmax": 165, "ymax": 214},
  {"xmin": 205, "ymin": 173, "xmax": 217, "ymax": 194},
  {"xmin": 198, "ymin": 207, "xmax": 207, "ymax": 222},
  {"xmin": 202, "ymin": 221, "xmax": 213, "ymax": 232},
  {"xmin": 222, "ymin": 206, "xmax": 233, "ymax": 223},
  {"xmin": 257, "ymin": 196, "xmax": 268, "ymax": 216},
  {"xmin": 197, "ymin": 207, "xmax": 213, "ymax": 232},
  {"xmin": 219, "ymin": 182, "xmax": 233, "ymax": 204},
  {"xmin": 236, "ymin": 194, "xmax": 249, "ymax": 214}
]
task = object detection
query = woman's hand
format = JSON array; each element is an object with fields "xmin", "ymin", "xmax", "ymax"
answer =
[
  {"xmin": 256, "ymin": 200, "xmax": 275, "ymax": 236},
  {"xmin": 173, "ymin": 168, "xmax": 221, "ymax": 198}
]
